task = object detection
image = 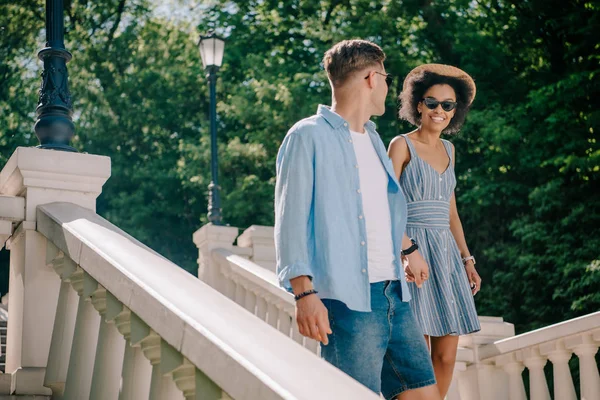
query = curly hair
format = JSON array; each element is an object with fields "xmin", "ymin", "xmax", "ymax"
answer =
[
  {"xmin": 323, "ymin": 40, "xmax": 386, "ymax": 88},
  {"xmin": 398, "ymin": 71, "xmax": 474, "ymax": 134}
]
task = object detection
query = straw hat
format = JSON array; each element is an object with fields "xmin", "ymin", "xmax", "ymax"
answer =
[{"xmin": 403, "ymin": 64, "xmax": 476, "ymax": 105}]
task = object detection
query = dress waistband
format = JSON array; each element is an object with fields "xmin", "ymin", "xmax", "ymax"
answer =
[{"xmin": 406, "ymin": 200, "xmax": 450, "ymax": 229}]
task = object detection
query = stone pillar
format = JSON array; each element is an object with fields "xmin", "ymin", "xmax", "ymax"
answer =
[
  {"xmin": 522, "ymin": 347, "xmax": 551, "ymax": 400},
  {"xmin": 496, "ymin": 353, "xmax": 526, "ymax": 400},
  {"xmin": 0, "ymin": 147, "xmax": 110, "ymax": 395},
  {"xmin": 457, "ymin": 316, "xmax": 515, "ymax": 400},
  {"xmin": 192, "ymin": 224, "xmax": 239, "ymax": 290},
  {"xmin": 0, "ymin": 195, "xmax": 24, "ymax": 248},
  {"xmin": 237, "ymin": 225, "xmax": 276, "ymax": 272},
  {"xmin": 567, "ymin": 333, "xmax": 600, "ymax": 400},
  {"xmin": 88, "ymin": 278, "xmax": 126, "ymax": 400},
  {"xmin": 540, "ymin": 340, "xmax": 576, "ymax": 400}
]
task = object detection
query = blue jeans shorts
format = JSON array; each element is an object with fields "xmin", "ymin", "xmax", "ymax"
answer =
[{"xmin": 321, "ymin": 280, "xmax": 436, "ymax": 399}]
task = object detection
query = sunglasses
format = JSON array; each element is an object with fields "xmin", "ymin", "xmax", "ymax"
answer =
[
  {"xmin": 364, "ymin": 71, "xmax": 393, "ymax": 87},
  {"xmin": 422, "ymin": 97, "xmax": 457, "ymax": 112}
]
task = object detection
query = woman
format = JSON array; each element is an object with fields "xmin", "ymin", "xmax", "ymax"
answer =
[{"xmin": 388, "ymin": 64, "xmax": 482, "ymax": 399}]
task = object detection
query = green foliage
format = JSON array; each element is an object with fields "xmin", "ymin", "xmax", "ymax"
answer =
[{"xmin": 0, "ymin": 0, "xmax": 598, "ymax": 335}]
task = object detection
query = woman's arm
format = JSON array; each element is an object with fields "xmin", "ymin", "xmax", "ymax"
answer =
[
  {"xmin": 449, "ymin": 143, "xmax": 482, "ymax": 295},
  {"xmin": 387, "ymin": 135, "xmax": 410, "ymax": 180}
]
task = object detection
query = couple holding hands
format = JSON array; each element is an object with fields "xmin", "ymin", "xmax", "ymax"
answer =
[{"xmin": 275, "ymin": 39, "xmax": 482, "ymax": 400}]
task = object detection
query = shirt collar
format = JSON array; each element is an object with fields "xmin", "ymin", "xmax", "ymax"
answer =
[{"xmin": 317, "ymin": 105, "xmax": 377, "ymax": 132}]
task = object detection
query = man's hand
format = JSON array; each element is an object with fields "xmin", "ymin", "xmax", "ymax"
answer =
[
  {"xmin": 295, "ymin": 294, "xmax": 332, "ymax": 345},
  {"xmin": 404, "ymin": 251, "xmax": 429, "ymax": 288},
  {"xmin": 290, "ymin": 275, "xmax": 332, "ymax": 345}
]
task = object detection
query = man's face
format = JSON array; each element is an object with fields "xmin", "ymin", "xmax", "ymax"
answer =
[{"xmin": 368, "ymin": 64, "xmax": 389, "ymax": 116}]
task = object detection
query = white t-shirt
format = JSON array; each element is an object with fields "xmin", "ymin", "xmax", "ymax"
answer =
[{"xmin": 350, "ymin": 130, "xmax": 396, "ymax": 283}]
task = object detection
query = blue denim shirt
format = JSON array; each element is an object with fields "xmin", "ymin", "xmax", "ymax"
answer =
[{"xmin": 274, "ymin": 105, "xmax": 410, "ymax": 312}]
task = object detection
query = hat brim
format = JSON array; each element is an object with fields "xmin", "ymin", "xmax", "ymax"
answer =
[{"xmin": 403, "ymin": 64, "xmax": 476, "ymax": 105}]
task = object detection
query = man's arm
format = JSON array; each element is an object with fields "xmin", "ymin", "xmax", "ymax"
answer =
[
  {"xmin": 274, "ymin": 129, "xmax": 331, "ymax": 344},
  {"xmin": 274, "ymin": 130, "xmax": 315, "ymax": 288}
]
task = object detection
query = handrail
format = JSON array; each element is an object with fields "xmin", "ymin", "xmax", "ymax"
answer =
[
  {"xmin": 479, "ymin": 311, "xmax": 600, "ymax": 360},
  {"xmin": 36, "ymin": 202, "xmax": 380, "ymax": 400}
]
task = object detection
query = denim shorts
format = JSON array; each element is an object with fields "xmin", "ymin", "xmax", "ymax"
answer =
[{"xmin": 321, "ymin": 280, "xmax": 436, "ymax": 399}]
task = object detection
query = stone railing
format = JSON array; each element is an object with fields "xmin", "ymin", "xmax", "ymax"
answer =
[
  {"xmin": 466, "ymin": 312, "xmax": 600, "ymax": 400},
  {"xmin": 0, "ymin": 147, "xmax": 379, "ymax": 399},
  {"xmin": 211, "ymin": 248, "xmax": 321, "ymax": 354},
  {"xmin": 29, "ymin": 202, "xmax": 380, "ymax": 399},
  {"xmin": 195, "ymin": 223, "xmax": 600, "ymax": 400}
]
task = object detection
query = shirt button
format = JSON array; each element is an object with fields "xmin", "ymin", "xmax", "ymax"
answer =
[
  {"xmin": 361, "ymin": 269, "xmax": 367, "ymax": 273},
  {"xmin": 358, "ymin": 215, "xmax": 363, "ymax": 219},
  {"xmin": 361, "ymin": 241, "xmax": 365, "ymax": 246},
  {"xmin": 355, "ymin": 164, "xmax": 359, "ymax": 168},
  {"xmin": 439, "ymin": 177, "xmax": 443, "ymax": 182},
  {"xmin": 344, "ymin": 122, "xmax": 348, "ymax": 127},
  {"xmin": 357, "ymin": 189, "xmax": 361, "ymax": 194},
  {"xmin": 439, "ymin": 195, "xmax": 443, "ymax": 199},
  {"xmin": 348, "ymin": 139, "xmax": 353, "ymax": 143}
]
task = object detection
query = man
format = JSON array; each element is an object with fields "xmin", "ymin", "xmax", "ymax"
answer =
[{"xmin": 274, "ymin": 40, "xmax": 440, "ymax": 400}]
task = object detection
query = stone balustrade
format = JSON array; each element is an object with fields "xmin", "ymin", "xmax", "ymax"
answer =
[
  {"xmin": 196, "ymin": 223, "xmax": 600, "ymax": 400},
  {"xmin": 473, "ymin": 312, "xmax": 600, "ymax": 400},
  {"xmin": 211, "ymin": 248, "xmax": 321, "ymax": 354},
  {"xmin": 32, "ymin": 202, "xmax": 378, "ymax": 399}
]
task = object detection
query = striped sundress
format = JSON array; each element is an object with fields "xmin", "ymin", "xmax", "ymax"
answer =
[{"xmin": 399, "ymin": 135, "xmax": 480, "ymax": 337}]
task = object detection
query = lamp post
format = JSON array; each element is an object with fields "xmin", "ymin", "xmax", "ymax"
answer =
[
  {"xmin": 198, "ymin": 31, "xmax": 225, "ymax": 225},
  {"xmin": 34, "ymin": 0, "xmax": 76, "ymax": 152}
]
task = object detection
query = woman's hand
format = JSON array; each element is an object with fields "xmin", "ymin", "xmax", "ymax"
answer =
[
  {"xmin": 403, "ymin": 251, "xmax": 429, "ymax": 288},
  {"xmin": 465, "ymin": 260, "xmax": 482, "ymax": 295}
]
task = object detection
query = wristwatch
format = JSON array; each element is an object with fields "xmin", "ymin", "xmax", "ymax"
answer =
[
  {"xmin": 462, "ymin": 256, "xmax": 476, "ymax": 265},
  {"xmin": 401, "ymin": 238, "xmax": 419, "ymax": 256}
]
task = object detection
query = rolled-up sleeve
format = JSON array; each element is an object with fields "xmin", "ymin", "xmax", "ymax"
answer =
[{"xmin": 274, "ymin": 129, "xmax": 315, "ymax": 291}]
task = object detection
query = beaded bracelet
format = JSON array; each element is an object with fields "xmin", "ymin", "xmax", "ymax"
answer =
[{"xmin": 294, "ymin": 289, "xmax": 318, "ymax": 301}]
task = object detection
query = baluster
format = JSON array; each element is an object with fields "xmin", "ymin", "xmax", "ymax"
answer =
[
  {"xmin": 522, "ymin": 347, "xmax": 551, "ymax": 400},
  {"xmin": 267, "ymin": 302, "xmax": 279, "ymax": 329},
  {"xmin": 44, "ymin": 251, "xmax": 78, "ymax": 396},
  {"xmin": 567, "ymin": 333, "xmax": 600, "ymax": 400},
  {"xmin": 88, "ymin": 279, "xmax": 126, "ymax": 400},
  {"xmin": 256, "ymin": 296, "xmax": 268, "ymax": 320},
  {"xmin": 278, "ymin": 306, "xmax": 292, "ymax": 337},
  {"xmin": 541, "ymin": 340, "xmax": 576, "ymax": 400},
  {"xmin": 244, "ymin": 289, "xmax": 257, "ymax": 314},
  {"xmin": 222, "ymin": 274, "xmax": 236, "ymax": 300},
  {"xmin": 499, "ymin": 354, "xmax": 527, "ymax": 400},
  {"xmin": 306, "ymin": 338, "xmax": 320, "ymax": 355},
  {"xmin": 162, "ymin": 341, "xmax": 221, "ymax": 400},
  {"xmin": 107, "ymin": 295, "xmax": 152, "ymax": 400},
  {"xmin": 291, "ymin": 320, "xmax": 304, "ymax": 345},
  {"xmin": 62, "ymin": 268, "xmax": 101, "ymax": 399},
  {"xmin": 234, "ymin": 282, "xmax": 246, "ymax": 307}
]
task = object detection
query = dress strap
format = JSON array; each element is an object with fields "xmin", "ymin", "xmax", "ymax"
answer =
[
  {"xmin": 441, "ymin": 139, "xmax": 453, "ymax": 163},
  {"xmin": 402, "ymin": 134, "xmax": 418, "ymax": 158}
]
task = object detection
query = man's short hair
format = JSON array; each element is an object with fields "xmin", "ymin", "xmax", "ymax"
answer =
[{"xmin": 323, "ymin": 40, "xmax": 386, "ymax": 88}]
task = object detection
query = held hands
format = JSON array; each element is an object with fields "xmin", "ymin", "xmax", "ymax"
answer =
[
  {"xmin": 403, "ymin": 250, "xmax": 430, "ymax": 288},
  {"xmin": 295, "ymin": 294, "xmax": 332, "ymax": 345},
  {"xmin": 465, "ymin": 260, "xmax": 482, "ymax": 295}
]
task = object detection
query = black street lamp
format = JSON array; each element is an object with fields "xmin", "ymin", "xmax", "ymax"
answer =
[
  {"xmin": 34, "ymin": 0, "xmax": 76, "ymax": 152},
  {"xmin": 198, "ymin": 31, "xmax": 226, "ymax": 225}
]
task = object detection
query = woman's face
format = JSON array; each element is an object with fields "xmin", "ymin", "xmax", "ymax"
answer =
[{"xmin": 417, "ymin": 84, "xmax": 456, "ymax": 132}]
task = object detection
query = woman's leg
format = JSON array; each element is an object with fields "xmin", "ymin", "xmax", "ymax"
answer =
[{"xmin": 430, "ymin": 335, "xmax": 460, "ymax": 398}]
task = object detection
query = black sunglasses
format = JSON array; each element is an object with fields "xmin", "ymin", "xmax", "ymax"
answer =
[
  {"xmin": 422, "ymin": 97, "xmax": 457, "ymax": 112},
  {"xmin": 364, "ymin": 71, "xmax": 393, "ymax": 87}
]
